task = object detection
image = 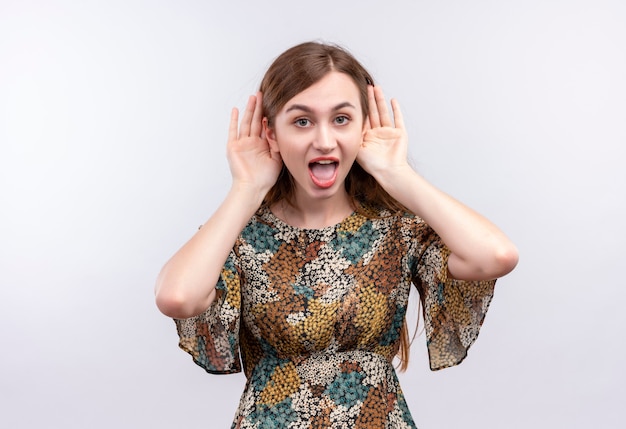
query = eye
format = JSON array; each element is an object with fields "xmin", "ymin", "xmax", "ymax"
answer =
[
  {"xmin": 334, "ymin": 115, "xmax": 350, "ymax": 125},
  {"xmin": 294, "ymin": 118, "xmax": 311, "ymax": 127}
]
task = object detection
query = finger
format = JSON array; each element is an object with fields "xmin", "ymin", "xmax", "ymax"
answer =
[
  {"xmin": 367, "ymin": 85, "xmax": 380, "ymax": 128},
  {"xmin": 390, "ymin": 98, "xmax": 405, "ymax": 130},
  {"xmin": 238, "ymin": 95, "xmax": 256, "ymax": 138},
  {"xmin": 374, "ymin": 86, "xmax": 393, "ymax": 127},
  {"xmin": 228, "ymin": 107, "xmax": 239, "ymax": 144},
  {"xmin": 250, "ymin": 92, "xmax": 263, "ymax": 137}
]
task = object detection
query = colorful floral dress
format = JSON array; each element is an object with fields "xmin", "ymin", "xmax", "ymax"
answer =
[{"xmin": 175, "ymin": 207, "xmax": 496, "ymax": 428}]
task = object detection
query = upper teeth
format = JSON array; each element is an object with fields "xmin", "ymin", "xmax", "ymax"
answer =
[{"xmin": 316, "ymin": 160, "xmax": 334, "ymax": 164}]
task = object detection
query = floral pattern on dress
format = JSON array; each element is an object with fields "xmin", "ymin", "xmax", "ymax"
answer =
[{"xmin": 175, "ymin": 207, "xmax": 496, "ymax": 428}]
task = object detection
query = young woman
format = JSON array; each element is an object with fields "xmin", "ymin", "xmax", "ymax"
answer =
[{"xmin": 156, "ymin": 41, "xmax": 518, "ymax": 428}]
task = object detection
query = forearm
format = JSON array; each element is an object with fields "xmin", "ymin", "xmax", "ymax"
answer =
[
  {"xmin": 376, "ymin": 165, "xmax": 518, "ymax": 280},
  {"xmin": 155, "ymin": 185, "xmax": 265, "ymax": 319}
]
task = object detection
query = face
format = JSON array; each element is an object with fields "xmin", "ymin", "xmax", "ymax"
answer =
[{"xmin": 265, "ymin": 71, "xmax": 365, "ymax": 204}]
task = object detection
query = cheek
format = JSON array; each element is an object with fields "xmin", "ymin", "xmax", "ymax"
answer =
[
  {"xmin": 274, "ymin": 127, "xmax": 308, "ymax": 153},
  {"xmin": 274, "ymin": 137, "xmax": 302, "ymax": 162},
  {"xmin": 348, "ymin": 129, "xmax": 364, "ymax": 149}
]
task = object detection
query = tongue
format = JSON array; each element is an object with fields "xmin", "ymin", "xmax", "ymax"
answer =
[{"xmin": 310, "ymin": 163, "xmax": 336, "ymax": 181}]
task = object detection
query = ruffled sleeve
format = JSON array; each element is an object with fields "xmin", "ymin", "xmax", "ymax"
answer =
[
  {"xmin": 174, "ymin": 249, "xmax": 242, "ymax": 374},
  {"xmin": 409, "ymin": 220, "xmax": 496, "ymax": 371}
]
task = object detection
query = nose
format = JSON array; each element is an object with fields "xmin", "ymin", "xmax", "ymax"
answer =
[{"xmin": 312, "ymin": 124, "xmax": 336, "ymax": 152}]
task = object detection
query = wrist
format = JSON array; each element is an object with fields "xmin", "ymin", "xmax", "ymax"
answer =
[
  {"xmin": 371, "ymin": 163, "xmax": 416, "ymax": 191},
  {"xmin": 228, "ymin": 181, "xmax": 270, "ymax": 209}
]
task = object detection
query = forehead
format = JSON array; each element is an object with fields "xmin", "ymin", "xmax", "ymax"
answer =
[{"xmin": 280, "ymin": 71, "xmax": 361, "ymax": 113}]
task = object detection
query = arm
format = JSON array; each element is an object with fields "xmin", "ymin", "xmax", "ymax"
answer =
[
  {"xmin": 357, "ymin": 85, "xmax": 518, "ymax": 281},
  {"xmin": 155, "ymin": 93, "xmax": 282, "ymax": 319}
]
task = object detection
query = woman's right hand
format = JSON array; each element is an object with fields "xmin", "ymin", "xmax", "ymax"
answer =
[
  {"xmin": 227, "ymin": 92, "xmax": 282, "ymax": 195},
  {"xmin": 156, "ymin": 93, "xmax": 282, "ymax": 319}
]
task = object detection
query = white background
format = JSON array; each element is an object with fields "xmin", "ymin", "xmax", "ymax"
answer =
[{"xmin": 1, "ymin": 0, "xmax": 624, "ymax": 428}]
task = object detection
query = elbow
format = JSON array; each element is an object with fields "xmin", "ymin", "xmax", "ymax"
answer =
[
  {"xmin": 155, "ymin": 280, "xmax": 214, "ymax": 319},
  {"xmin": 492, "ymin": 243, "xmax": 519, "ymax": 278},
  {"xmin": 155, "ymin": 288, "xmax": 190, "ymax": 319},
  {"xmin": 449, "ymin": 245, "xmax": 518, "ymax": 281}
]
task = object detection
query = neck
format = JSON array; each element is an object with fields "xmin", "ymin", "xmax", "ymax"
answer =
[{"xmin": 278, "ymin": 191, "xmax": 354, "ymax": 229}]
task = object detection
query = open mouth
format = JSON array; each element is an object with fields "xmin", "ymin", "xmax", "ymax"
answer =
[{"xmin": 309, "ymin": 159, "xmax": 338, "ymax": 188}]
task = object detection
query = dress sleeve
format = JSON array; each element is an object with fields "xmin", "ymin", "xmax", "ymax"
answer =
[
  {"xmin": 173, "ymin": 249, "xmax": 242, "ymax": 374},
  {"xmin": 410, "ymin": 221, "xmax": 496, "ymax": 371}
]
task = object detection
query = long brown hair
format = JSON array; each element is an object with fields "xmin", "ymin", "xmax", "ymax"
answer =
[{"xmin": 259, "ymin": 41, "xmax": 415, "ymax": 371}]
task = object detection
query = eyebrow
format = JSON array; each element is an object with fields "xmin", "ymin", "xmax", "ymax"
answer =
[{"xmin": 285, "ymin": 102, "xmax": 357, "ymax": 114}]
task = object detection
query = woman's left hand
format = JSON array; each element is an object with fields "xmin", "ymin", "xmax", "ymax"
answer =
[
  {"xmin": 357, "ymin": 85, "xmax": 410, "ymax": 179},
  {"xmin": 358, "ymin": 87, "xmax": 518, "ymax": 282}
]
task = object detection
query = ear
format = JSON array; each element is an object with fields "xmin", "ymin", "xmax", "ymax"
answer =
[
  {"xmin": 263, "ymin": 117, "xmax": 279, "ymax": 152},
  {"xmin": 362, "ymin": 115, "xmax": 371, "ymax": 132},
  {"xmin": 361, "ymin": 116, "xmax": 370, "ymax": 142}
]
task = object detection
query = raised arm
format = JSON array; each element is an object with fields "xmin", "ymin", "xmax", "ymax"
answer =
[
  {"xmin": 155, "ymin": 93, "xmax": 282, "ymax": 319},
  {"xmin": 357, "ymin": 85, "xmax": 518, "ymax": 281}
]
